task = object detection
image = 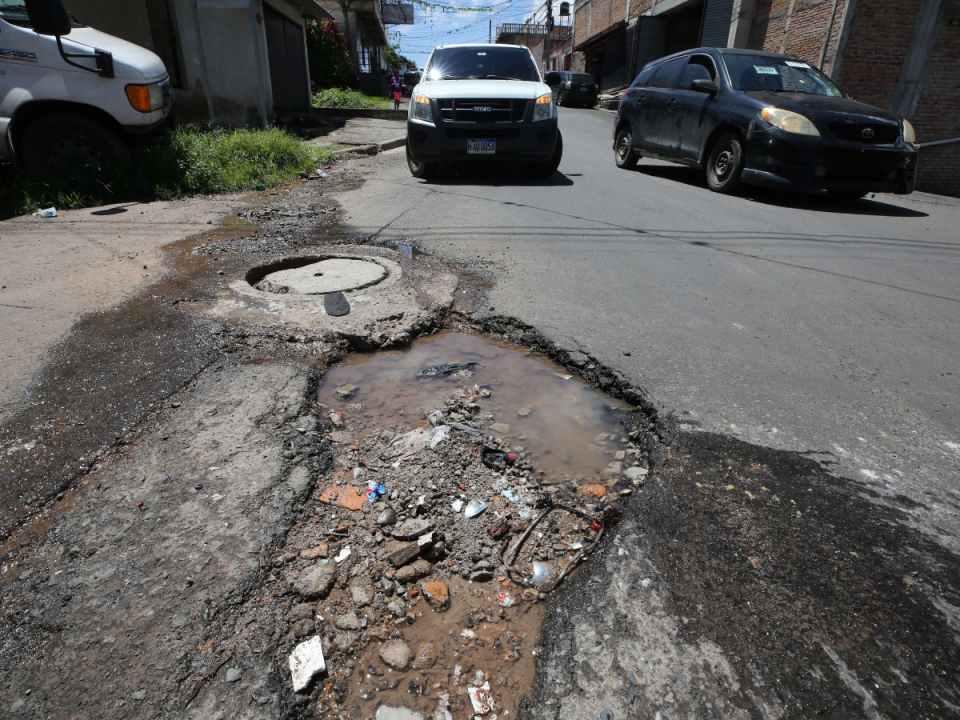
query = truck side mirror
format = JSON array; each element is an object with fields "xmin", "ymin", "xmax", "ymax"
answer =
[
  {"xmin": 545, "ymin": 72, "xmax": 562, "ymax": 87},
  {"xmin": 25, "ymin": 0, "xmax": 72, "ymax": 36},
  {"xmin": 26, "ymin": 0, "xmax": 115, "ymax": 77}
]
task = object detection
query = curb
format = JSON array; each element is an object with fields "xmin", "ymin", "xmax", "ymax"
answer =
[
  {"xmin": 312, "ymin": 108, "xmax": 408, "ymax": 121},
  {"xmin": 332, "ymin": 136, "xmax": 407, "ymax": 157}
]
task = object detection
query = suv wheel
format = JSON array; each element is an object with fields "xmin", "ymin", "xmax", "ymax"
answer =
[
  {"xmin": 406, "ymin": 143, "xmax": 439, "ymax": 179},
  {"xmin": 19, "ymin": 112, "xmax": 131, "ymax": 178},
  {"xmin": 530, "ymin": 131, "xmax": 563, "ymax": 179},
  {"xmin": 615, "ymin": 127, "xmax": 639, "ymax": 169},
  {"xmin": 706, "ymin": 133, "xmax": 744, "ymax": 194}
]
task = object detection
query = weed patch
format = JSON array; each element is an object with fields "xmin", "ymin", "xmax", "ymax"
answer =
[
  {"xmin": 312, "ymin": 88, "xmax": 390, "ymax": 110},
  {"xmin": 0, "ymin": 125, "xmax": 333, "ymax": 220}
]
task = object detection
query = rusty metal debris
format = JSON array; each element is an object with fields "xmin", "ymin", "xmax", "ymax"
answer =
[{"xmin": 498, "ymin": 502, "xmax": 607, "ymax": 594}]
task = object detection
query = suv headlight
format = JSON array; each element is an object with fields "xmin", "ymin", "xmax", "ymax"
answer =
[
  {"xmin": 903, "ymin": 119, "xmax": 916, "ymax": 143},
  {"xmin": 761, "ymin": 107, "xmax": 820, "ymax": 136},
  {"xmin": 533, "ymin": 93, "xmax": 555, "ymax": 122},
  {"xmin": 125, "ymin": 83, "xmax": 164, "ymax": 113},
  {"xmin": 412, "ymin": 94, "xmax": 433, "ymax": 123}
]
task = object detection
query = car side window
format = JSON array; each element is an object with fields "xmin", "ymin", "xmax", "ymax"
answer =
[
  {"xmin": 631, "ymin": 64, "xmax": 658, "ymax": 88},
  {"xmin": 679, "ymin": 55, "xmax": 717, "ymax": 90},
  {"xmin": 649, "ymin": 57, "xmax": 687, "ymax": 89}
]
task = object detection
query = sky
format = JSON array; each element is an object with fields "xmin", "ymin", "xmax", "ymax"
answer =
[{"xmin": 389, "ymin": 0, "xmax": 559, "ymax": 68}]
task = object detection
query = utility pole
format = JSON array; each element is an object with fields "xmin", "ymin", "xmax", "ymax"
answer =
[
  {"xmin": 489, "ymin": 18, "xmax": 492, "ymax": 43},
  {"xmin": 544, "ymin": 0, "xmax": 553, "ymax": 72}
]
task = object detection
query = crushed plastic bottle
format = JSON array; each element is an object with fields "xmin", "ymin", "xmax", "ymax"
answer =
[{"xmin": 32, "ymin": 207, "xmax": 57, "ymax": 218}]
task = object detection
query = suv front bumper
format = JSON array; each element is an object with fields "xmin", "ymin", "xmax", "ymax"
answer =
[{"xmin": 407, "ymin": 117, "xmax": 558, "ymax": 161}]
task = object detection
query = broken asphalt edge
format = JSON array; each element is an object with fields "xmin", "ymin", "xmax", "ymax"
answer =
[{"xmin": 332, "ymin": 137, "xmax": 407, "ymax": 157}]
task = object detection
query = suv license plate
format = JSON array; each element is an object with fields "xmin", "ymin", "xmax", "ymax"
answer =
[{"xmin": 468, "ymin": 139, "xmax": 496, "ymax": 155}]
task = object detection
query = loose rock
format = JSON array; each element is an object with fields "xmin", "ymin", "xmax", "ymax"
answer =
[
  {"xmin": 289, "ymin": 636, "xmax": 326, "ymax": 693},
  {"xmin": 379, "ymin": 640, "xmax": 413, "ymax": 670},
  {"xmin": 421, "ymin": 582, "xmax": 450, "ymax": 610},
  {"xmin": 289, "ymin": 564, "xmax": 337, "ymax": 599}
]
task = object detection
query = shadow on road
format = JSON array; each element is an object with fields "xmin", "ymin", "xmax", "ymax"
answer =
[
  {"xmin": 628, "ymin": 164, "xmax": 929, "ymax": 218},
  {"xmin": 416, "ymin": 164, "xmax": 575, "ymax": 187}
]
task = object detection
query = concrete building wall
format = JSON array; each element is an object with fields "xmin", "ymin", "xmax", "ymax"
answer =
[
  {"xmin": 64, "ymin": 0, "xmax": 155, "ymax": 51},
  {"xmin": 912, "ymin": 0, "xmax": 959, "ymax": 195}
]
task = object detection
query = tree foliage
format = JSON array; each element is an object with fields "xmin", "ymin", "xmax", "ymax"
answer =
[{"xmin": 306, "ymin": 19, "xmax": 351, "ymax": 88}]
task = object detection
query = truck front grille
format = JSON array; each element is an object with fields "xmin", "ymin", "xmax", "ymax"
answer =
[{"xmin": 438, "ymin": 99, "xmax": 529, "ymax": 123}]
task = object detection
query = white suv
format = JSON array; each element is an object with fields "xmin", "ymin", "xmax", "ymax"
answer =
[{"xmin": 406, "ymin": 43, "xmax": 562, "ymax": 179}]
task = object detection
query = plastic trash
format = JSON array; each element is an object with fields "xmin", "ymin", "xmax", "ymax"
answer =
[
  {"xmin": 464, "ymin": 500, "xmax": 487, "ymax": 519},
  {"xmin": 366, "ymin": 480, "xmax": 386, "ymax": 503},
  {"xmin": 531, "ymin": 561, "xmax": 553, "ymax": 588},
  {"xmin": 255, "ymin": 183, "xmax": 265, "ymax": 191},
  {"xmin": 415, "ymin": 362, "xmax": 479, "ymax": 378},
  {"xmin": 481, "ymin": 446, "xmax": 516, "ymax": 471},
  {"xmin": 429, "ymin": 425, "xmax": 450, "ymax": 448},
  {"xmin": 317, "ymin": 170, "xmax": 328, "ymax": 178},
  {"xmin": 496, "ymin": 592, "xmax": 515, "ymax": 607},
  {"xmin": 334, "ymin": 546, "xmax": 351, "ymax": 563},
  {"xmin": 449, "ymin": 422, "xmax": 495, "ymax": 442},
  {"xmin": 32, "ymin": 207, "xmax": 57, "ymax": 218},
  {"xmin": 452, "ymin": 499, "xmax": 464, "ymax": 513},
  {"xmin": 381, "ymin": 424, "xmax": 450, "ymax": 460}
]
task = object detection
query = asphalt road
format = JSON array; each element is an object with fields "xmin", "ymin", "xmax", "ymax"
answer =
[{"xmin": 338, "ymin": 106, "xmax": 960, "ymax": 552}]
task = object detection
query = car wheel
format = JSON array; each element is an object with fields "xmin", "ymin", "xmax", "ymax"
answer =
[
  {"xmin": 406, "ymin": 143, "xmax": 439, "ymax": 179},
  {"xmin": 19, "ymin": 112, "xmax": 131, "ymax": 178},
  {"xmin": 615, "ymin": 127, "xmax": 639, "ymax": 169},
  {"xmin": 557, "ymin": 91, "xmax": 566, "ymax": 107},
  {"xmin": 530, "ymin": 131, "xmax": 563, "ymax": 179},
  {"xmin": 706, "ymin": 133, "xmax": 745, "ymax": 194},
  {"xmin": 828, "ymin": 190, "xmax": 867, "ymax": 202}
]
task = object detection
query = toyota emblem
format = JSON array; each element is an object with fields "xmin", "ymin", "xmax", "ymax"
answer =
[{"xmin": 862, "ymin": 127, "xmax": 875, "ymax": 140}]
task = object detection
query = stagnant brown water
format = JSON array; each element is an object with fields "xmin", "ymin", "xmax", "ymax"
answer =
[
  {"xmin": 311, "ymin": 331, "xmax": 636, "ymax": 719},
  {"xmin": 318, "ymin": 331, "xmax": 632, "ymax": 485}
]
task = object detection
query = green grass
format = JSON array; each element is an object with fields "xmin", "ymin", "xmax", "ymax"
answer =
[
  {"xmin": 0, "ymin": 125, "xmax": 335, "ymax": 221},
  {"xmin": 313, "ymin": 88, "xmax": 392, "ymax": 110}
]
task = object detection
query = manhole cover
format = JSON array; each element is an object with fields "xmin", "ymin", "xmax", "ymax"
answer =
[{"xmin": 255, "ymin": 258, "xmax": 387, "ymax": 295}]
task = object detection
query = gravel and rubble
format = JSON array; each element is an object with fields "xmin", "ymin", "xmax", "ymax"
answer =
[{"xmin": 256, "ymin": 378, "xmax": 645, "ymax": 718}]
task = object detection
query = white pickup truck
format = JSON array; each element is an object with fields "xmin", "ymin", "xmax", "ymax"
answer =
[
  {"xmin": 0, "ymin": 0, "xmax": 170, "ymax": 175},
  {"xmin": 406, "ymin": 43, "xmax": 562, "ymax": 179}
]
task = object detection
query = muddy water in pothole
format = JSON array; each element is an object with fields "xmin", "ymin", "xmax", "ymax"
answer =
[{"xmin": 318, "ymin": 331, "xmax": 632, "ymax": 485}]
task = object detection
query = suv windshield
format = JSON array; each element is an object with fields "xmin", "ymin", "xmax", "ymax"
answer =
[
  {"xmin": 724, "ymin": 54, "xmax": 843, "ymax": 97},
  {"xmin": 425, "ymin": 46, "xmax": 540, "ymax": 82},
  {"xmin": 0, "ymin": 0, "xmax": 29, "ymax": 25}
]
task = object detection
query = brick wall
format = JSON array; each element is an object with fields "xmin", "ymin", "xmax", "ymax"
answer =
[
  {"xmin": 912, "ymin": 0, "xmax": 960, "ymax": 196},
  {"xmin": 573, "ymin": 0, "xmax": 654, "ymax": 49},
  {"xmin": 747, "ymin": 0, "xmax": 848, "ymax": 71},
  {"xmin": 833, "ymin": 0, "xmax": 924, "ymax": 108}
]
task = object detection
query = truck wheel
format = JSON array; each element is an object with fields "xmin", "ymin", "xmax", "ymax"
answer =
[
  {"xmin": 406, "ymin": 143, "xmax": 439, "ymax": 179},
  {"xmin": 530, "ymin": 131, "xmax": 563, "ymax": 180},
  {"xmin": 706, "ymin": 133, "xmax": 744, "ymax": 194},
  {"xmin": 19, "ymin": 113, "xmax": 131, "ymax": 177},
  {"xmin": 615, "ymin": 127, "xmax": 639, "ymax": 169}
]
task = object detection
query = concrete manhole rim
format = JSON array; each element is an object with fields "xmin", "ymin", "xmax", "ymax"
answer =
[{"xmin": 233, "ymin": 253, "xmax": 402, "ymax": 303}]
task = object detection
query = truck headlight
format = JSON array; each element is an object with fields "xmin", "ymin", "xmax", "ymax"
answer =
[
  {"xmin": 125, "ymin": 83, "xmax": 164, "ymax": 113},
  {"xmin": 903, "ymin": 119, "xmax": 916, "ymax": 143},
  {"xmin": 533, "ymin": 93, "xmax": 555, "ymax": 122},
  {"xmin": 412, "ymin": 94, "xmax": 433, "ymax": 123},
  {"xmin": 761, "ymin": 107, "xmax": 820, "ymax": 136}
]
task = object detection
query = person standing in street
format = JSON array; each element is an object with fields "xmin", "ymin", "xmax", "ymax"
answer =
[{"xmin": 389, "ymin": 68, "xmax": 403, "ymax": 110}]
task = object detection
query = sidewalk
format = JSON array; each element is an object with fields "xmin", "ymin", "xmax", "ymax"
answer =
[
  {"xmin": 0, "ymin": 197, "xmax": 239, "ymax": 421},
  {"xmin": 306, "ymin": 116, "xmax": 407, "ymax": 155}
]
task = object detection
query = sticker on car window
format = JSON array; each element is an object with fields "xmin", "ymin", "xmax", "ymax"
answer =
[
  {"xmin": 785, "ymin": 60, "xmax": 810, "ymax": 68},
  {"xmin": 754, "ymin": 66, "xmax": 779, "ymax": 75}
]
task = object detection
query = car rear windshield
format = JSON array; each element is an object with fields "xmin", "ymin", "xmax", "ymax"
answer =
[
  {"xmin": 724, "ymin": 54, "xmax": 843, "ymax": 97},
  {"xmin": 425, "ymin": 46, "xmax": 540, "ymax": 82},
  {"xmin": 569, "ymin": 74, "xmax": 595, "ymax": 84}
]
